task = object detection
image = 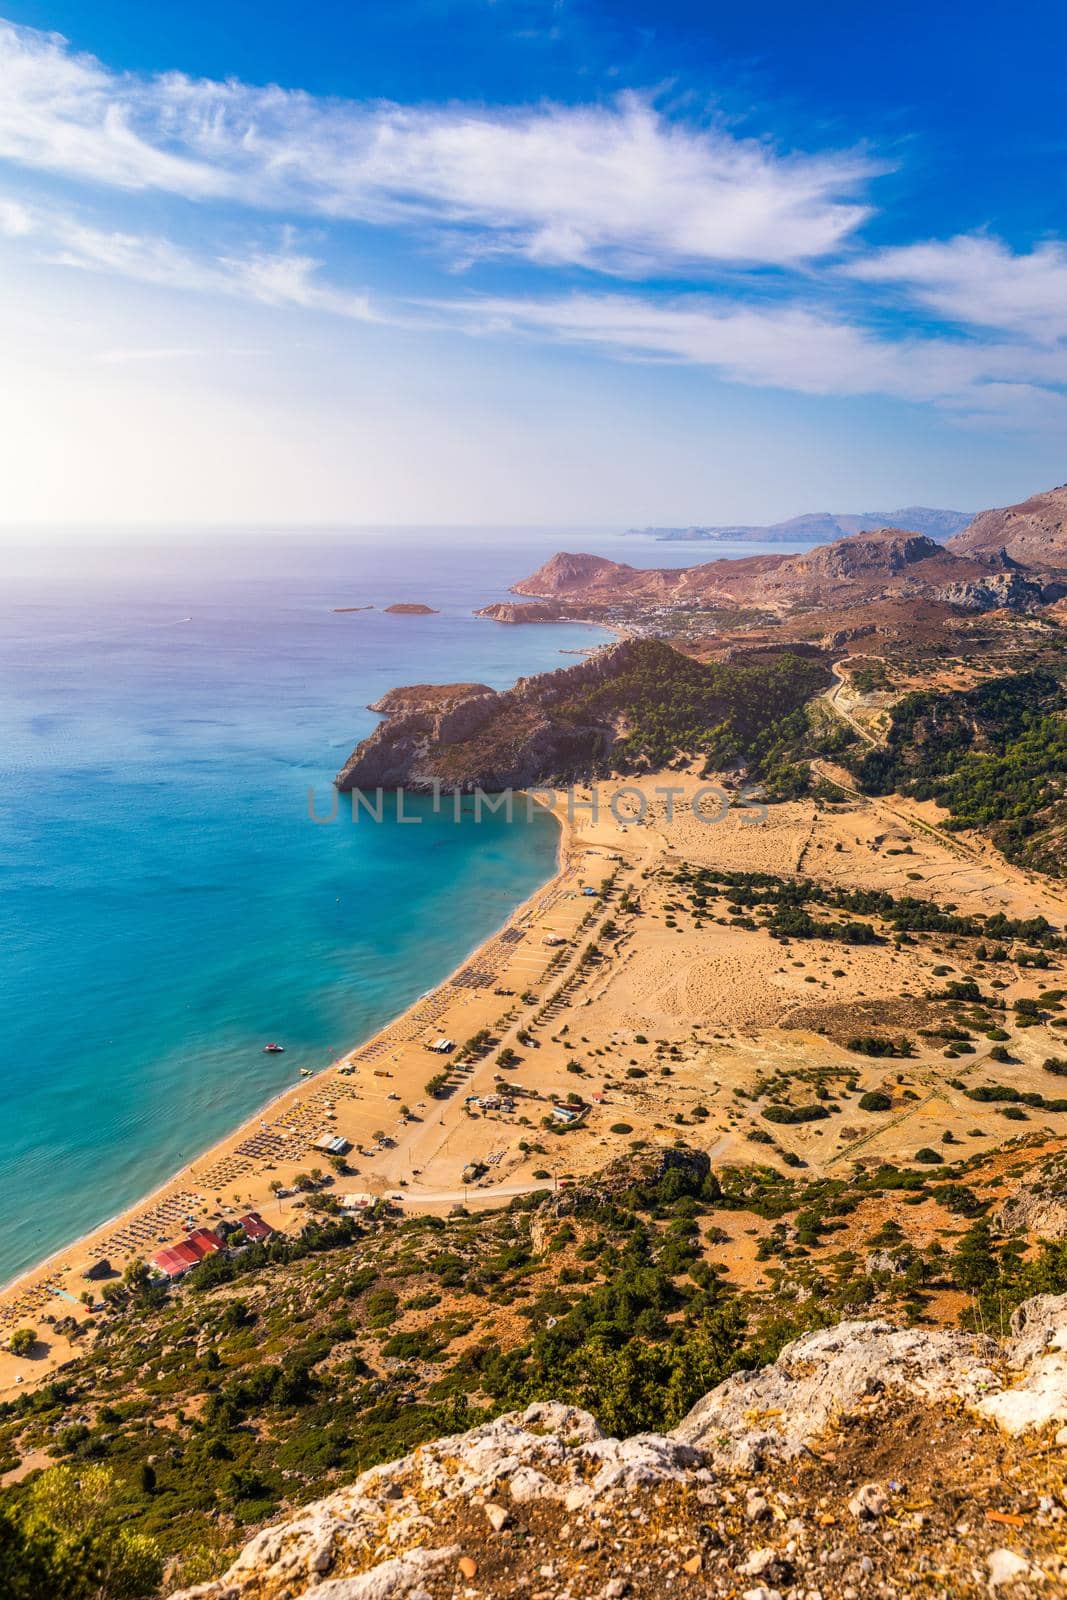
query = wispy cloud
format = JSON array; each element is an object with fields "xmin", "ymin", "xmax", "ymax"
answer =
[
  {"xmin": 428, "ymin": 289, "xmax": 1067, "ymax": 419},
  {"xmin": 4, "ymin": 15, "xmax": 1067, "ymax": 435},
  {"xmin": 1, "ymin": 193, "xmax": 377, "ymax": 320},
  {"xmin": 0, "ymin": 19, "xmax": 876, "ymax": 272},
  {"xmin": 0, "ymin": 194, "xmax": 32, "ymax": 234},
  {"xmin": 849, "ymin": 234, "xmax": 1067, "ymax": 342}
]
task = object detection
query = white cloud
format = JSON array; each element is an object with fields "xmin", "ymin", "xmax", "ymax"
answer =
[
  {"xmin": 0, "ymin": 192, "xmax": 377, "ymax": 321},
  {"xmin": 0, "ymin": 19, "xmax": 876, "ymax": 272},
  {"xmin": 6, "ymin": 180, "xmax": 1067, "ymax": 424},
  {"xmin": 0, "ymin": 195, "xmax": 32, "ymax": 235},
  {"xmin": 4, "ymin": 17, "xmax": 1067, "ymax": 434},
  {"xmin": 429, "ymin": 289, "xmax": 1067, "ymax": 416},
  {"xmin": 0, "ymin": 23, "xmax": 227, "ymax": 196},
  {"xmin": 850, "ymin": 234, "xmax": 1067, "ymax": 342}
]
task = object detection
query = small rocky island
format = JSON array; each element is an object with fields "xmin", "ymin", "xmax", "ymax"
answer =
[{"xmin": 383, "ymin": 602, "xmax": 439, "ymax": 615}]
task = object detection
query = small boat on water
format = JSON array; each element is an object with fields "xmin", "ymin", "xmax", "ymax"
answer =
[{"xmin": 263, "ymin": 1042, "xmax": 285, "ymax": 1053}]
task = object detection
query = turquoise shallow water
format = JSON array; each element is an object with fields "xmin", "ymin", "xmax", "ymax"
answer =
[
  {"xmin": 0, "ymin": 526, "xmax": 814, "ymax": 1285},
  {"xmin": 0, "ymin": 530, "xmax": 629, "ymax": 1285}
]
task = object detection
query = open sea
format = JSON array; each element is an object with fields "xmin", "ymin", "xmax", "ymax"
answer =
[{"xmin": 0, "ymin": 526, "xmax": 814, "ymax": 1286}]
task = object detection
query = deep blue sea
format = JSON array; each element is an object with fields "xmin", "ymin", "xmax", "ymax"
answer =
[{"xmin": 0, "ymin": 526, "xmax": 767, "ymax": 1286}]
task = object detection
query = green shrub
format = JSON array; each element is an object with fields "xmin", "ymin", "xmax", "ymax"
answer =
[
  {"xmin": 762, "ymin": 1104, "xmax": 829, "ymax": 1125},
  {"xmin": 857, "ymin": 1091, "xmax": 892, "ymax": 1112},
  {"xmin": 847, "ymin": 1036, "xmax": 913, "ymax": 1058}
]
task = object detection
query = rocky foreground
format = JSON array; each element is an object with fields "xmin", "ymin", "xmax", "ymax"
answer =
[{"xmin": 174, "ymin": 1297, "xmax": 1067, "ymax": 1600}]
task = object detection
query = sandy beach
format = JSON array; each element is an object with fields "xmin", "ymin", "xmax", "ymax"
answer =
[{"xmin": 4, "ymin": 766, "xmax": 1067, "ymax": 1397}]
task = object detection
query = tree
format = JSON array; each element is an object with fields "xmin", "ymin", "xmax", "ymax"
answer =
[
  {"xmin": 953, "ymin": 1219, "xmax": 998, "ymax": 1291},
  {"xmin": 122, "ymin": 1259, "xmax": 150, "ymax": 1293},
  {"xmin": 9, "ymin": 1327, "xmax": 35, "ymax": 1357},
  {"xmin": 0, "ymin": 1463, "xmax": 162, "ymax": 1599}
]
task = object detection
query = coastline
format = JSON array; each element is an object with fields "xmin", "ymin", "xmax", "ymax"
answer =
[
  {"xmin": 0, "ymin": 795, "xmax": 582, "ymax": 1385},
  {"xmin": 5, "ymin": 758, "xmax": 1067, "ymax": 1399}
]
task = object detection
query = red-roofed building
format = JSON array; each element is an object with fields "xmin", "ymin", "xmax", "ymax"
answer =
[
  {"xmin": 186, "ymin": 1228, "xmax": 224, "ymax": 1258},
  {"xmin": 151, "ymin": 1228, "xmax": 225, "ymax": 1280},
  {"xmin": 151, "ymin": 1241, "xmax": 202, "ymax": 1280},
  {"xmin": 239, "ymin": 1211, "xmax": 274, "ymax": 1243}
]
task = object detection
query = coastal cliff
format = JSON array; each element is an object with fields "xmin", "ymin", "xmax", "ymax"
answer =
[
  {"xmin": 334, "ymin": 638, "xmax": 828, "ymax": 791},
  {"xmin": 335, "ymin": 641, "xmax": 649, "ymax": 792}
]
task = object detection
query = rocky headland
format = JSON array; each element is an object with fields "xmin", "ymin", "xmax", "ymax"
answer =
[
  {"xmin": 333, "ymin": 638, "xmax": 827, "ymax": 792},
  {"xmin": 511, "ymin": 529, "xmax": 1048, "ymax": 618}
]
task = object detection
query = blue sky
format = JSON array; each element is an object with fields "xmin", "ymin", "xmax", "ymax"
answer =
[{"xmin": 0, "ymin": 0, "xmax": 1065, "ymax": 526}]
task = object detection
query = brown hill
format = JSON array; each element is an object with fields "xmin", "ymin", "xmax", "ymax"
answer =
[
  {"xmin": 514, "ymin": 529, "xmax": 1041, "ymax": 616},
  {"xmin": 950, "ymin": 483, "xmax": 1067, "ymax": 568}
]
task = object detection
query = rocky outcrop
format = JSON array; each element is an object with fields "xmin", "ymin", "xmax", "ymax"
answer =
[
  {"xmin": 931, "ymin": 569, "xmax": 1045, "ymax": 611},
  {"xmin": 979, "ymin": 1294, "xmax": 1067, "ymax": 1436},
  {"xmin": 674, "ymin": 1318, "xmax": 1002, "ymax": 1468},
  {"xmin": 511, "ymin": 549, "xmax": 774, "ymax": 607},
  {"xmin": 950, "ymin": 484, "xmax": 1067, "ymax": 568},
  {"xmin": 338, "ymin": 638, "xmax": 768, "ymax": 793},
  {"xmin": 513, "ymin": 552, "xmax": 631, "ymax": 597},
  {"xmin": 997, "ymin": 1152, "xmax": 1067, "ymax": 1239},
  {"xmin": 334, "ymin": 638, "xmax": 827, "ymax": 794},
  {"xmin": 172, "ymin": 1297, "xmax": 1067, "ymax": 1600},
  {"xmin": 383, "ymin": 603, "xmax": 439, "ymax": 615},
  {"xmin": 476, "ymin": 600, "xmax": 580, "ymax": 624},
  {"xmin": 334, "ymin": 641, "xmax": 646, "ymax": 792},
  {"xmin": 786, "ymin": 529, "xmax": 943, "ymax": 578},
  {"xmin": 535, "ymin": 1146, "xmax": 713, "ymax": 1234},
  {"xmin": 367, "ymin": 683, "xmax": 494, "ymax": 715}
]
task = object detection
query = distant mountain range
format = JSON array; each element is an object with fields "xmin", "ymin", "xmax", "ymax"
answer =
[{"xmin": 628, "ymin": 507, "xmax": 973, "ymax": 544}]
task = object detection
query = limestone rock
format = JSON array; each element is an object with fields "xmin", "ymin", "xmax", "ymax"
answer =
[
  {"xmin": 674, "ymin": 1319, "xmax": 1001, "ymax": 1467},
  {"xmin": 976, "ymin": 1293, "xmax": 1067, "ymax": 1436},
  {"xmin": 171, "ymin": 1298, "xmax": 1067, "ymax": 1600}
]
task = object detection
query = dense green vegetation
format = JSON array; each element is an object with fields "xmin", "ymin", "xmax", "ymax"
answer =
[
  {"xmin": 762, "ymin": 1103, "xmax": 829, "ymax": 1124},
  {"xmin": 953, "ymin": 1221, "xmax": 1067, "ymax": 1333},
  {"xmin": 555, "ymin": 640, "xmax": 828, "ymax": 774},
  {"xmin": 0, "ymin": 1466, "xmax": 161, "ymax": 1599},
  {"xmin": 671, "ymin": 864, "xmax": 1064, "ymax": 949},
  {"xmin": 849, "ymin": 671, "xmax": 1067, "ymax": 871}
]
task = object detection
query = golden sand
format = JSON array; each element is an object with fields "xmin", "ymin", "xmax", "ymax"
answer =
[{"xmin": 3, "ymin": 770, "xmax": 1066, "ymax": 1395}]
